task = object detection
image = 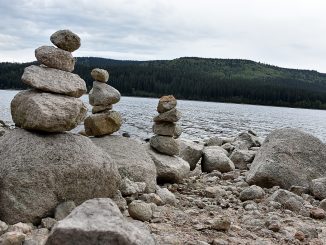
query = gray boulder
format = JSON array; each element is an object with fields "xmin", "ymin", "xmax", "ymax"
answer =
[
  {"xmin": 153, "ymin": 108, "xmax": 181, "ymax": 123},
  {"xmin": 35, "ymin": 46, "xmax": 75, "ymax": 72},
  {"xmin": 0, "ymin": 129, "xmax": 121, "ymax": 224},
  {"xmin": 229, "ymin": 149, "xmax": 255, "ymax": 170},
  {"xmin": 150, "ymin": 135, "xmax": 179, "ymax": 156},
  {"xmin": 267, "ymin": 189, "xmax": 305, "ymax": 213},
  {"xmin": 50, "ymin": 29, "xmax": 81, "ymax": 52},
  {"xmin": 201, "ymin": 146, "xmax": 235, "ymax": 173},
  {"xmin": 311, "ymin": 177, "xmax": 326, "ymax": 200},
  {"xmin": 156, "ymin": 187, "xmax": 177, "ymax": 206},
  {"xmin": 91, "ymin": 68, "xmax": 109, "ymax": 83},
  {"xmin": 89, "ymin": 81, "xmax": 121, "ymax": 106},
  {"xmin": 178, "ymin": 139, "xmax": 204, "ymax": 171},
  {"xmin": 22, "ymin": 65, "xmax": 86, "ymax": 98},
  {"xmin": 239, "ymin": 185, "xmax": 265, "ymax": 201},
  {"xmin": 45, "ymin": 198, "xmax": 155, "ymax": 245},
  {"xmin": 92, "ymin": 136, "xmax": 157, "ymax": 193},
  {"xmin": 147, "ymin": 146, "xmax": 190, "ymax": 183},
  {"xmin": 246, "ymin": 128, "xmax": 326, "ymax": 189},
  {"xmin": 232, "ymin": 131, "xmax": 261, "ymax": 150},
  {"xmin": 11, "ymin": 90, "xmax": 87, "ymax": 132}
]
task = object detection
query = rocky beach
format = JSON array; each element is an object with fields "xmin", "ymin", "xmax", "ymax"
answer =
[{"xmin": 0, "ymin": 30, "xmax": 326, "ymax": 245}]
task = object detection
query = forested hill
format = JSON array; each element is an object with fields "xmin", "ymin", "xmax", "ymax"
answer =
[{"xmin": 1, "ymin": 57, "xmax": 326, "ymax": 109}]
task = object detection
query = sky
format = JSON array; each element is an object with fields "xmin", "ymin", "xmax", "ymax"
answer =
[{"xmin": 1, "ymin": 0, "xmax": 326, "ymax": 72}]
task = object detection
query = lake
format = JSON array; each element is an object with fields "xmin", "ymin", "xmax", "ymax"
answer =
[{"xmin": 1, "ymin": 89, "xmax": 325, "ymax": 142}]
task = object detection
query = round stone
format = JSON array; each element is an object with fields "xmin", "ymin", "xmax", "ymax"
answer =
[
  {"xmin": 91, "ymin": 68, "xmax": 109, "ymax": 83},
  {"xmin": 50, "ymin": 30, "xmax": 81, "ymax": 52}
]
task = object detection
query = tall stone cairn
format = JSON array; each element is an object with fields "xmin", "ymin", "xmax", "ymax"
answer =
[
  {"xmin": 84, "ymin": 68, "xmax": 122, "ymax": 136},
  {"xmin": 150, "ymin": 95, "xmax": 182, "ymax": 156},
  {"xmin": 11, "ymin": 30, "xmax": 87, "ymax": 132}
]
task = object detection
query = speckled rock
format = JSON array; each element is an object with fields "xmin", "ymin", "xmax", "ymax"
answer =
[
  {"xmin": 91, "ymin": 68, "xmax": 109, "ymax": 83},
  {"xmin": 22, "ymin": 65, "xmax": 86, "ymax": 98},
  {"xmin": 11, "ymin": 90, "xmax": 87, "ymax": 132},
  {"xmin": 50, "ymin": 29, "xmax": 81, "ymax": 52},
  {"xmin": 84, "ymin": 111, "xmax": 122, "ymax": 136},
  {"xmin": 150, "ymin": 135, "xmax": 180, "ymax": 156},
  {"xmin": 35, "ymin": 46, "xmax": 75, "ymax": 72},
  {"xmin": 89, "ymin": 81, "xmax": 121, "ymax": 106},
  {"xmin": 157, "ymin": 95, "xmax": 177, "ymax": 113}
]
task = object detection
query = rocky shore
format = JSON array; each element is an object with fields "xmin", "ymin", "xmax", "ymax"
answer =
[{"xmin": 0, "ymin": 29, "xmax": 326, "ymax": 245}]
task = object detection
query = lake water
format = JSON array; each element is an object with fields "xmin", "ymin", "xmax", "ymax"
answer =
[{"xmin": 1, "ymin": 89, "xmax": 325, "ymax": 142}]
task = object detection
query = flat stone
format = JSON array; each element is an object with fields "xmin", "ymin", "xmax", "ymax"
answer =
[
  {"xmin": 150, "ymin": 135, "xmax": 179, "ymax": 156},
  {"xmin": 11, "ymin": 90, "xmax": 87, "ymax": 132},
  {"xmin": 152, "ymin": 122, "xmax": 178, "ymax": 136},
  {"xmin": 92, "ymin": 104, "xmax": 112, "ymax": 114},
  {"xmin": 50, "ymin": 29, "xmax": 81, "ymax": 52},
  {"xmin": 45, "ymin": 198, "xmax": 155, "ymax": 245},
  {"xmin": 153, "ymin": 108, "xmax": 181, "ymax": 123},
  {"xmin": 35, "ymin": 46, "xmax": 75, "ymax": 72},
  {"xmin": 91, "ymin": 68, "xmax": 109, "ymax": 83},
  {"xmin": 89, "ymin": 81, "xmax": 120, "ymax": 106},
  {"xmin": 157, "ymin": 95, "xmax": 177, "ymax": 113},
  {"xmin": 22, "ymin": 65, "xmax": 86, "ymax": 97},
  {"xmin": 84, "ymin": 111, "xmax": 122, "ymax": 136}
]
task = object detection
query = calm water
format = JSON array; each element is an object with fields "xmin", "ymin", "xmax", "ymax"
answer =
[{"xmin": 1, "ymin": 90, "xmax": 325, "ymax": 142}]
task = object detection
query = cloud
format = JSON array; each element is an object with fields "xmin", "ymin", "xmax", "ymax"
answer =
[{"xmin": 0, "ymin": 0, "xmax": 326, "ymax": 72}]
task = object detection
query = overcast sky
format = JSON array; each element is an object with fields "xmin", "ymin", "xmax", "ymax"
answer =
[{"xmin": 1, "ymin": 0, "xmax": 326, "ymax": 72}]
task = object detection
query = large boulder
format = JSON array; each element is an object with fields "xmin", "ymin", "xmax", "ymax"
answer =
[
  {"xmin": 178, "ymin": 139, "xmax": 204, "ymax": 171},
  {"xmin": 84, "ymin": 111, "xmax": 122, "ymax": 136},
  {"xmin": 246, "ymin": 128, "xmax": 326, "ymax": 189},
  {"xmin": 21, "ymin": 65, "xmax": 86, "ymax": 98},
  {"xmin": 147, "ymin": 146, "xmax": 190, "ymax": 183},
  {"xmin": 35, "ymin": 46, "xmax": 75, "ymax": 72},
  {"xmin": 89, "ymin": 81, "xmax": 121, "ymax": 106},
  {"xmin": 201, "ymin": 146, "xmax": 235, "ymax": 173},
  {"xmin": 50, "ymin": 29, "xmax": 81, "ymax": 52},
  {"xmin": 91, "ymin": 136, "xmax": 157, "ymax": 193},
  {"xmin": 267, "ymin": 189, "xmax": 305, "ymax": 213},
  {"xmin": 11, "ymin": 90, "xmax": 87, "ymax": 132},
  {"xmin": 0, "ymin": 129, "xmax": 121, "ymax": 224},
  {"xmin": 311, "ymin": 177, "xmax": 326, "ymax": 200},
  {"xmin": 45, "ymin": 198, "xmax": 155, "ymax": 245}
]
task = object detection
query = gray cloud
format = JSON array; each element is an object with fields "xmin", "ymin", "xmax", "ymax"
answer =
[{"xmin": 0, "ymin": 0, "xmax": 326, "ymax": 72}]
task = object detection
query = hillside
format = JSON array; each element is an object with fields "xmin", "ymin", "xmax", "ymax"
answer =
[{"xmin": 1, "ymin": 57, "xmax": 326, "ymax": 109}]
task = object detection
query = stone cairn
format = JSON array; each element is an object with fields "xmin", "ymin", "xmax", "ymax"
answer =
[
  {"xmin": 11, "ymin": 30, "xmax": 87, "ymax": 132},
  {"xmin": 150, "ymin": 95, "xmax": 182, "ymax": 156},
  {"xmin": 84, "ymin": 68, "xmax": 122, "ymax": 136}
]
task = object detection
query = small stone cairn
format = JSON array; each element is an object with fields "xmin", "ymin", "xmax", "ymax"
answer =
[
  {"xmin": 150, "ymin": 95, "xmax": 182, "ymax": 156},
  {"xmin": 11, "ymin": 30, "xmax": 87, "ymax": 132},
  {"xmin": 84, "ymin": 68, "xmax": 122, "ymax": 136}
]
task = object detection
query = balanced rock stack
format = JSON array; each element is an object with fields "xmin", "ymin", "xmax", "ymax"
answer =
[
  {"xmin": 84, "ymin": 68, "xmax": 122, "ymax": 136},
  {"xmin": 11, "ymin": 30, "xmax": 87, "ymax": 132},
  {"xmin": 150, "ymin": 95, "xmax": 182, "ymax": 156}
]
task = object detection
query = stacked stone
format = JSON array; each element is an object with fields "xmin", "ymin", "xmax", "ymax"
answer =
[
  {"xmin": 11, "ymin": 30, "xmax": 87, "ymax": 132},
  {"xmin": 84, "ymin": 68, "xmax": 122, "ymax": 136},
  {"xmin": 150, "ymin": 95, "xmax": 182, "ymax": 156}
]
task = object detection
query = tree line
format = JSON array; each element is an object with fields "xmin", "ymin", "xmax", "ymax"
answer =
[{"xmin": 0, "ymin": 57, "xmax": 326, "ymax": 109}]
